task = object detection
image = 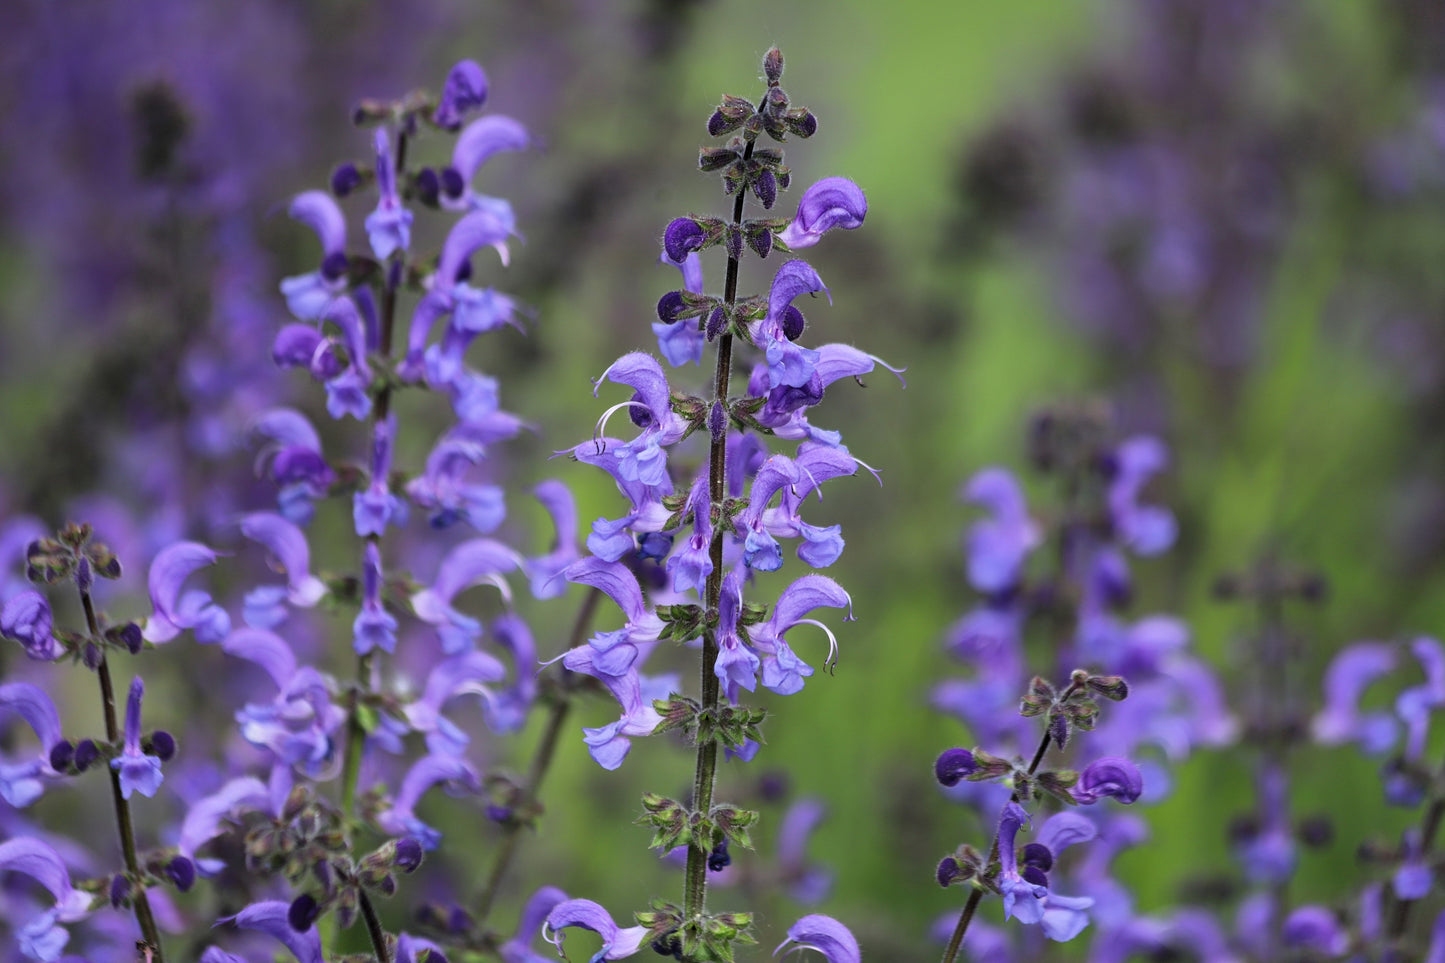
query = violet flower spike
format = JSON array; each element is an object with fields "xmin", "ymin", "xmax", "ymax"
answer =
[
  {"xmin": 773, "ymin": 914, "xmax": 861, "ymax": 963},
  {"xmin": 365, "ymin": 126, "xmax": 413, "ymax": 260},
  {"xmin": 500, "ymin": 885, "xmax": 568, "ymax": 963},
  {"xmin": 111, "ymin": 676, "xmax": 164, "ymax": 799},
  {"xmin": 142, "ymin": 541, "xmax": 230, "ymax": 644},
  {"xmin": 997, "ymin": 800, "xmax": 1048, "ymax": 923},
  {"xmin": 776, "ymin": 177, "xmax": 868, "ymax": 250},
  {"xmin": 0, "ymin": 682, "xmax": 63, "ymax": 806},
  {"xmin": 354, "ymin": 414, "xmax": 405, "ymax": 537},
  {"xmin": 1, "ymin": 590, "xmax": 62, "ymax": 661},
  {"xmin": 543, "ymin": 898, "xmax": 648, "ymax": 962}
]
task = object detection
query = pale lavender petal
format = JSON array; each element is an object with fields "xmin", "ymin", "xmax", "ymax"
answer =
[
  {"xmin": 178, "ymin": 777, "xmax": 269, "ymax": 862},
  {"xmin": 766, "ymin": 259, "xmax": 831, "ymax": 325},
  {"xmin": 774, "ymin": 914, "xmax": 860, "ymax": 963},
  {"xmin": 452, "ymin": 115, "xmax": 528, "ymax": 179},
  {"xmin": 221, "ymin": 628, "xmax": 298, "ymax": 691},
  {"xmin": 0, "ymin": 838, "xmax": 91, "ymax": 921},
  {"xmin": 239, "ymin": 514, "xmax": 325, "ymax": 606},
  {"xmin": 545, "ymin": 899, "xmax": 647, "ymax": 960},
  {"xmin": 413, "ymin": 538, "xmax": 523, "ymax": 623},
  {"xmin": 1313, "ymin": 641, "xmax": 1397, "ymax": 744},
  {"xmin": 438, "ymin": 209, "xmax": 511, "ymax": 284},
  {"xmin": 219, "ymin": 900, "xmax": 323, "ymax": 963},
  {"xmin": 144, "ymin": 542, "xmax": 222, "ymax": 643},
  {"xmin": 777, "ymin": 177, "xmax": 867, "ymax": 250},
  {"xmin": 288, "ymin": 190, "xmax": 346, "ymax": 257},
  {"xmin": 562, "ymin": 557, "xmax": 647, "ymax": 624}
]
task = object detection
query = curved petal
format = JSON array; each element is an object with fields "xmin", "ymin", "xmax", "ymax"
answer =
[
  {"xmin": 219, "ymin": 900, "xmax": 323, "ymax": 963},
  {"xmin": 178, "ymin": 777, "xmax": 269, "ymax": 860},
  {"xmin": 771, "ymin": 575, "xmax": 853, "ymax": 631},
  {"xmin": 288, "ymin": 190, "xmax": 346, "ymax": 257},
  {"xmin": 0, "ymin": 838, "xmax": 91, "ymax": 921},
  {"xmin": 1036, "ymin": 811, "xmax": 1098, "ymax": 856},
  {"xmin": 766, "ymin": 260, "xmax": 831, "ymax": 326},
  {"xmin": 453, "ymin": 115, "xmax": 529, "ymax": 180},
  {"xmin": 144, "ymin": 542, "xmax": 222, "ymax": 642},
  {"xmin": 221, "ymin": 628, "xmax": 298, "ymax": 691},
  {"xmin": 438, "ymin": 209, "xmax": 511, "ymax": 284},
  {"xmin": 562, "ymin": 557, "xmax": 647, "ymax": 624},
  {"xmin": 239, "ymin": 514, "xmax": 325, "ymax": 606},
  {"xmin": 777, "ymin": 177, "xmax": 867, "ymax": 250},
  {"xmin": 434, "ymin": 59, "xmax": 489, "ymax": 130},
  {"xmin": 414, "ymin": 538, "xmax": 523, "ymax": 621},
  {"xmin": 774, "ymin": 914, "xmax": 860, "ymax": 963},
  {"xmin": 596, "ymin": 352, "xmax": 672, "ymax": 425}
]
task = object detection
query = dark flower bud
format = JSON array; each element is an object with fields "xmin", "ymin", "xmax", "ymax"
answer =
[
  {"xmin": 935, "ymin": 856, "xmax": 969, "ymax": 887},
  {"xmin": 1020, "ymin": 843, "xmax": 1053, "ymax": 871},
  {"xmin": 447, "ymin": 905, "xmax": 473, "ymax": 934},
  {"xmin": 764, "ymin": 86, "xmax": 789, "ymax": 113},
  {"xmin": 628, "ymin": 391, "xmax": 655, "ymax": 429},
  {"xmin": 1074, "ymin": 757, "xmax": 1143, "ymax": 805},
  {"xmin": 49, "ymin": 740, "xmax": 74, "ymax": 772},
  {"xmin": 664, "ymin": 218, "xmax": 707, "ymax": 263},
  {"xmin": 335, "ymin": 888, "xmax": 358, "ymax": 929},
  {"xmin": 1228, "ymin": 813, "xmax": 1261, "ymax": 844},
  {"xmin": 485, "ymin": 804, "xmax": 512, "ymax": 823},
  {"xmin": 1298, "ymin": 815, "xmax": 1333, "ymax": 847},
  {"xmin": 74, "ymin": 556, "xmax": 92, "ymax": 593},
  {"xmin": 709, "ymin": 401, "xmax": 727, "ymax": 443},
  {"xmin": 282, "ymin": 785, "xmax": 310, "ymax": 821},
  {"xmin": 725, "ymin": 225, "xmax": 744, "ymax": 262},
  {"xmin": 1085, "ymin": 675, "xmax": 1129, "ymax": 701},
  {"xmin": 934, "ymin": 748, "xmax": 978, "ymax": 787},
  {"xmin": 73, "ymin": 739, "xmax": 99, "ymax": 772},
  {"xmin": 82, "ymin": 642, "xmax": 103, "ymax": 670},
  {"xmin": 753, "ymin": 169, "xmax": 777, "ymax": 209},
  {"xmin": 707, "ymin": 838, "xmax": 731, "ymax": 872},
  {"xmin": 273, "ymin": 324, "xmax": 323, "ymax": 368},
  {"xmin": 763, "ymin": 47, "xmax": 784, "ymax": 84},
  {"xmin": 289, "ymin": 893, "xmax": 321, "ymax": 932},
  {"xmin": 440, "ymin": 166, "xmax": 466, "ymax": 199},
  {"xmin": 746, "ymin": 225, "xmax": 772, "ymax": 260},
  {"xmin": 165, "ymin": 856, "xmax": 196, "ymax": 892},
  {"xmin": 149, "ymin": 730, "xmax": 177, "ymax": 762},
  {"xmin": 309, "ymin": 340, "xmax": 347, "ymax": 381},
  {"xmin": 785, "ymin": 109, "xmax": 817, "ymax": 138},
  {"xmin": 394, "ymin": 837, "xmax": 424, "ymax": 873},
  {"xmin": 758, "ymin": 770, "xmax": 789, "ymax": 802},
  {"xmin": 376, "ymin": 874, "xmax": 397, "ymax": 896},
  {"xmin": 87, "ymin": 545, "xmax": 122, "ymax": 580},
  {"xmin": 778, "ymin": 304, "xmax": 806, "ymax": 341},
  {"xmin": 320, "ymin": 251, "xmax": 350, "ymax": 282},
  {"xmin": 699, "ymin": 146, "xmax": 740, "ymax": 172},
  {"xmin": 707, "ymin": 110, "xmax": 731, "ymax": 137},
  {"xmin": 1021, "ymin": 865, "xmax": 1049, "ymax": 888},
  {"xmin": 657, "ymin": 291, "xmax": 688, "ymax": 324},
  {"xmin": 331, "ymin": 162, "xmax": 362, "ymax": 197},
  {"xmin": 1048, "ymin": 712, "xmax": 1071, "ymax": 749},
  {"xmin": 414, "ymin": 167, "xmax": 441, "ymax": 207},
  {"xmin": 705, "ymin": 306, "xmax": 728, "ymax": 341},
  {"xmin": 433, "ymin": 59, "xmax": 489, "ymax": 130},
  {"xmin": 638, "ymin": 532, "xmax": 674, "ymax": 562},
  {"xmin": 109, "ymin": 873, "xmax": 132, "ymax": 908},
  {"xmin": 117, "ymin": 622, "xmax": 143, "ymax": 654}
]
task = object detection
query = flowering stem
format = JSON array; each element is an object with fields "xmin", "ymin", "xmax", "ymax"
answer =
[
  {"xmin": 359, "ymin": 889, "xmax": 392, "ymax": 963},
  {"xmin": 1383, "ymin": 756, "xmax": 1445, "ymax": 941},
  {"xmin": 939, "ymin": 684, "xmax": 1077, "ymax": 963},
  {"xmin": 683, "ymin": 137, "xmax": 756, "ymax": 931},
  {"xmin": 80, "ymin": 588, "xmax": 165, "ymax": 961},
  {"xmin": 471, "ymin": 588, "xmax": 601, "ymax": 928}
]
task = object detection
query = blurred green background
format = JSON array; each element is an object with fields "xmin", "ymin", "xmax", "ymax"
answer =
[{"xmin": 3, "ymin": 0, "xmax": 1444, "ymax": 959}]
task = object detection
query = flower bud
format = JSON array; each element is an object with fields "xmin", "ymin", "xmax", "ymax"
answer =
[
  {"xmin": 109, "ymin": 873, "xmax": 132, "ymax": 908},
  {"xmin": 331, "ymin": 162, "xmax": 362, "ymax": 197},
  {"xmin": 440, "ymin": 166, "xmax": 465, "ymax": 199},
  {"xmin": 657, "ymin": 291, "xmax": 687, "ymax": 324},
  {"xmin": 394, "ymin": 837, "xmax": 424, "ymax": 873},
  {"xmin": 664, "ymin": 217, "xmax": 707, "ymax": 263},
  {"xmin": 74, "ymin": 556, "xmax": 93, "ymax": 593},
  {"xmin": 49, "ymin": 740, "xmax": 74, "ymax": 772},
  {"xmin": 414, "ymin": 167, "xmax": 441, "ymax": 207},
  {"xmin": 752, "ymin": 169, "xmax": 777, "ymax": 209},
  {"xmin": 117, "ymin": 622, "xmax": 144, "ymax": 654},
  {"xmin": 148, "ymin": 730, "xmax": 177, "ymax": 762},
  {"xmin": 763, "ymin": 47, "xmax": 784, "ymax": 84},
  {"xmin": 73, "ymin": 739, "xmax": 99, "ymax": 772},
  {"xmin": 934, "ymin": 748, "xmax": 977, "ymax": 787},
  {"xmin": 165, "ymin": 856, "xmax": 196, "ymax": 892},
  {"xmin": 289, "ymin": 893, "xmax": 321, "ymax": 932}
]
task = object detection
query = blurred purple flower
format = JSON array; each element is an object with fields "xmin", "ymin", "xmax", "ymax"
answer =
[
  {"xmin": 1, "ymin": 591, "xmax": 62, "ymax": 662},
  {"xmin": 775, "ymin": 914, "xmax": 860, "ymax": 963},
  {"xmin": 544, "ymin": 898, "xmax": 648, "ymax": 961}
]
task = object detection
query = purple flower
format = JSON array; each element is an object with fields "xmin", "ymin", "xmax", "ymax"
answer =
[
  {"xmin": 777, "ymin": 799, "xmax": 833, "ymax": 904},
  {"xmin": 1108, "ymin": 436, "xmax": 1176, "ymax": 556},
  {"xmin": 376, "ymin": 754, "xmax": 482, "ymax": 849},
  {"xmin": 590, "ymin": 353, "xmax": 689, "ymax": 487},
  {"xmin": 223, "ymin": 628, "xmax": 345, "ymax": 774},
  {"xmin": 525, "ymin": 480, "xmax": 579, "ymax": 599},
  {"xmin": 1395, "ymin": 828, "xmax": 1434, "ymax": 900},
  {"xmin": 251, "ymin": 408, "xmax": 334, "ymax": 525},
  {"xmin": 411, "ymin": 538, "xmax": 524, "ymax": 652},
  {"xmin": 365, "ymin": 127, "xmax": 413, "ymax": 259},
  {"xmin": 544, "ymin": 899, "xmax": 648, "ymax": 962},
  {"xmin": 109, "ymin": 677, "xmax": 164, "ymax": 799},
  {"xmin": 239, "ymin": 513, "xmax": 327, "ymax": 627},
  {"xmin": 278, "ymin": 191, "xmax": 348, "ymax": 320},
  {"xmin": 776, "ymin": 177, "xmax": 867, "ymax": 250},
  {"xmin": 405, "ymin": 438, "xmax": 505, "ymax": 533},
  {"xmin": 444, "ymin": 114, "xmax": 529, "ymax": 222},
  {"xmin": 403, "ymin": 649, "xmax": 507, "ymax": 753},
  {"xmin": 1312, "ymin": 641, "xmax": 1397, "ymax": 749},
  {"xmin": 997, "ymin": 801, "xmax": 1048, "ymax": 923},
  {"xmin": 1, "ymin": 591, "xmax": 62, "ymax": 661},
  {"xmin": 753, "ymin": 260, "xmax": 830, "ymax": 390},
  {"xmin": 177, "ymin": 776, "xmax": 269, "ymax": 875},
  {"xmin": 142, "ymin": 542, "xmax": 230, "ymax": 644},
  {"xmin": 353, "ymin": 415, "xmax": 405, "ymax": 536},
  {"xmin": 665, "ymin": 477, "xmax": 713, "ymax": 595},
  {"xmin": 1281, "ymin": 906, "xmax": 1348, "ymax": 956},
  {"xmin": 353, "ymin": 542, "xmax": 397, "ymax": 656},
  {"xmin": 433, "ymin": 59, "xmax": 488, "ymax": 130},
  {"xmin": 0, "ymin": 682, "xmax": 62, "ymax": 806},
  {"xmin": 963, "ymin": 468, "xmax": 1040, "ymax": 594},
  {"xmin": 715, "ymin": 568, "xmax": 761, "ymax": 704},
  {"xmin": 215, "ymin": 901, "xmax": 322, "ymax": 963},
  {"xmin": 500, "ymin": 885, "xmax": 568, "ymax": 963},
  {"xmin": 0, "ymin": 837, "xmax": 92, "ymax": 960},
  {"xmin": 1072, "ymin": 757, "xmax": 1143, "ymax": 804},
  {"xmin": 774, "ymin": 914, "xmax": 860, "ymax": 963},
  {"xmin": 752, "ymin": 575, "xmax": 853, "ymax": 696},
  {"xmin": 934, "ymin": 748, "xmax": 978, "ymax": 786}
]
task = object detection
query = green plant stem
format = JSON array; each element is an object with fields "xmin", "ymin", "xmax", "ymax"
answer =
[
  {"xmin": 472, "ymin": 588, "xmax": 601, "ymax": 928},
  {"xmin": 359, "ymin": 889, "xmax": 393, "ymax": 963},
  {"xmin": 80, "ymin": 589, "xmax": 164, "ymax": 961},
  {"xmin": 682, "ymin": 135, "xmax": 755, "ymax": 935},
  {"xmin": 939, "ymin": 686, "xmax": 1074, "ymax": 963}
]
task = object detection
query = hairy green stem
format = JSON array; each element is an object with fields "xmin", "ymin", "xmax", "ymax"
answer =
[
  {"xmin": 682, "ymin": 136, "xmax": 756, "ymax": 936},
  {"xmin": 81, "ymin": 589, "xmax": 164, "ymax": 960},
  {"xmin": 472, "ymin": 588, "xmax": 601, "ymax": 928}
]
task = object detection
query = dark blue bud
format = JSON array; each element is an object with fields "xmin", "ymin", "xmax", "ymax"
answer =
[
  {"xmin": 1021, "ymin": 864, "xmax": 1049, "ymax": 888},
  {"xmin": 657, "ymin": 291, "xmax": 687, "ymax": 323},
  {"xmin": 664, "ymin": 218, "xmax": 706, "ymax": 263},
  {"xmin": 394, "ymin": 837, "xmax": 424, "ymax": 873},
  {"xmin": 331, "ymin": 163, "xmax": 362, "ymax": 197},
  {"xmin": 415, "ymin": 167, "xmax": 441, "ymax": 207},
  {"xmin": 934, "ymin": 747, "xmax": 978, "ymax": 787},
  {"xmin": 118, "ymin": 622, "xmax": 143, "ymax": 654},
  {"xmin": 49, "ymin": 740, "xmax": 74, "ymax": 772},
  {"xmin": 763, "ymin": 47, "xmax": 784, "ymax": 84},
  {"xmin": 320, "ymin": 251, "xmax": 350, "ymax": 282},
  {"xmin": 165, "ymin": 856, "xmax": 196, "ymax": 892},
  {"xmin": 273, "ymin": 324, "xmax": 323, "ymax": 369},
  {"xmin": 82, "ymin": 642, "xmax": 102, "ymax": 670},
  {"xmin": 707, "ymin": 838, "xmax": 731, "ymax": 872},
  {"xmin": 288, "ymin": 893, "xmax": 321, "ymax": 932},
  {"xmin": 150, "ymin": 730, "xmax": 177, "ymax": 762},
  {"xmin": 705, "ymin": 306, "xmax": 727, "ymax": 341},
  {"xmin": 753, "ymin": 169, "xmax": 777, "ymax": 209},
  {"xmin": 747, "ymin": 227, "xmax": 772, "ymax": 260},
  {"xmin": 758, "ymin": 770, "xmax": 789, "ymax": 802},
  {"xmin": 447, "ymin": 905, "xmax": 473, "ymax": 934},
  {"xmin": 936, "ymin": 856, "xmax": 964, "ymax": 887},
  {"xmin": 637, "ymin": 531, "xmax": 674, "ymax": 562},
  {"xmin": 628, "ymin": 391, "xmax": 655, "ymax": 429},
  {"xmin": 433, "ymin": 59, "xmax": 488, "ymax": 130},
  {"xmin": 440, "ymin": 166, "xmax": 465, "ymax": 199},
  {"xmin": 73, "ymin": 739, "xmax": 99, "ymax": 772},
  {"xmin": 485, "ymin": 804, "xmax": 512, "ymax": 823},
  {"xmin": 74, "ymin": 557, "xmax": 92, "ymax": 593},
  {"xmin": 779, "ymin": 304, "xmax": 806, "ymax": 341},
  {"xmin": 1021, "ymin": 843, "xmax": 1053, "ymax": 871},
  {"xmin": 725, "ymin": 225, "xmax": 744, "ymax": 262},
  {"xmin": 709, "ymin": 400, "xmax": 727, "ymax": 443},
  {"xmin": 109, "ymin": 873, "xmax": 131, "ymax": 908},
  {"xmin": 707, "ymin": 111, "xmax": 730, "ymax": 137}
]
